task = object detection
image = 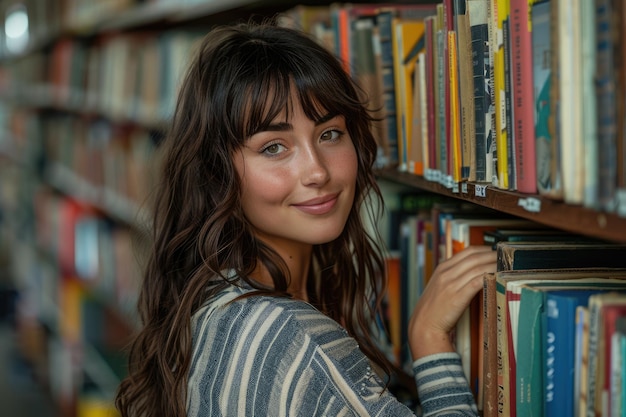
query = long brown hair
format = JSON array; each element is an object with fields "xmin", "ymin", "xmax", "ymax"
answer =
[{"xmin": 116, "ymin": 21, "xmax": 390, "ymax": 417}]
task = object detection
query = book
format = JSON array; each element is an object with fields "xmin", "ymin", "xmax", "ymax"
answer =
[
  {"xmin": 602, "ymin": 303, "xmax": 626, "ymax": 417},
  {"xmin": 490, "ymin": 270, "xmax": 626, "ymax": 417},
  {"xmin": 517, "ymin": 282, "xmax": 626, "ymax": 417},
  {"xmin": 482, "ymin": 272, "xmax": 498, "ymax": 417},
  {"xmin": 483, "ymin": 228, "xmax": 595, "ymax": 249},
  {"xmin": 448, "ymin": 30, "xmax": 463, "ymax": 185},
  {"xmin": 391, "ymin": 18, "xmax": 427, "ymax": 172},
  {"xmin": 510, "ymin": 0, "xmax": 537, "ymax": 194},
  {"xmin": 575, "ymin": 305, "xmax": 589, "ymax": 417},
  {"xmin": 580, "ymin": 0, "xmax": 598, "ymax": 210},
  {"xmin": 531, "ymin": 0, "xmax": 554, "ymax": 196},
  {"xmin": 492, "ymin": 0, "xmax": 509, "ymax": 190},
  {"xmin": 453, "ymin": 0, "xmax": 476, "ymax": 181},
  {"xmin": 375, "ymin": 4, "xmax": 439, "ymax": 168},
  {"xmin": 468, "ymin": 0, "xmax": 490, "ymax": 183},
  {"xmin": 610, "ymin": 316, "xmax": 626, "ymax": 417},
  {"xmin": 496, "ymin": 242, "xmax": 626, "ymax": 272},
  {"xmin": 587, "ymin": 293, "xmax": 626, "ymax": 417},
  {"xmin": 502, "ymin": 17, "xmax": 516, "ymax": 191},
  {"xmin": 558, "ymin": 0, "xmax": 584, "ymax": 204},
  {"xmin": 448, "ymin": 216, "xmax": 536, "ymax": 402},
  {"xmin": 545, "ymin": 289, "xmax": 626, "ymax": 417},
  {"xmin": 352, "ymin": 16, "xmax": 389, "ymax": 168},
  {"xmin": 595, "ymin": 0, "xmax": 618, "ymax": 212},
  {"xmin": 409, "ymin": 51, "xmax": 426, "ymax": 175}
]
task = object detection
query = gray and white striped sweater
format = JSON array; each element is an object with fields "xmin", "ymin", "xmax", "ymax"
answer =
[{"xmin": 187, "ymin": 283, "xmax": 478, "ymax": 416}]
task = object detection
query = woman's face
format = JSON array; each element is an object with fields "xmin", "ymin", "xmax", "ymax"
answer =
[{"xmin": 234, "ymin": 93, "xmax": 358, "ymax": 253}]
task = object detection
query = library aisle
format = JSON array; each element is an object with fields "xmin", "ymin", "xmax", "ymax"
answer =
[{"xmin": 0, "ymin": 295, "xmax": 57, "ymax": 417}]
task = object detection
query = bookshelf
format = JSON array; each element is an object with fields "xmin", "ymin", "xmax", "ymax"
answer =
[
  {"xmin": 380, "ymin": 170, "xmax": 626, "ymax": 244},
  {"xmin": 0, "ymin": 0, "xmax": 625, "ymax": 416}
]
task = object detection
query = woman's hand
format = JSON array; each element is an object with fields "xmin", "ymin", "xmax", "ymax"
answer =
[{"xmin": 408, "ymin": 245, "xmax": 497, "ymax": 360}]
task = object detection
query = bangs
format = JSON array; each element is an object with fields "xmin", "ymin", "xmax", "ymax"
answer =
[{"xmin": 225, "ymin": 40, "xmax": 365, "ymax": 142}]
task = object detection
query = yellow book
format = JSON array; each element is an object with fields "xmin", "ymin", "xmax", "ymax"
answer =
[
  {"xmin": 391, "ymin": 18, "xmax": 426, "ymax": 172},
  {"xmin": 448, "ymin": 31, "xmax": 462, "ymax": 184},
  {"xmin": 493, "ymin": 0, "xmax": 510, "ymax": 189}
]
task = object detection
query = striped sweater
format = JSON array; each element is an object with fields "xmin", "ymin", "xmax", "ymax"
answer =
[{"xmin": 187, "ymin": 283, "xmax": 477, "ymax": 416}]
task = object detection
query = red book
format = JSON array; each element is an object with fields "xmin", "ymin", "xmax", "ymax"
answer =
[{"xmin": 510, "ymin": 0, "xmax": 537, "ymax": 193}]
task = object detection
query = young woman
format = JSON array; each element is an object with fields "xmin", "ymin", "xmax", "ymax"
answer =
[{"xmin": 115, "ymin": 22, "xmax": 496, "ymax": 417}]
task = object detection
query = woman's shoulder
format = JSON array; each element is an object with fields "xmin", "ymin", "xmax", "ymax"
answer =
[
  {"xmin": 192, "ymin": 283, "xmax": 344, "ymax": 340},
  {"xmin": 190, "ymin": 282, "xmax": 364, "ymax": 365}
]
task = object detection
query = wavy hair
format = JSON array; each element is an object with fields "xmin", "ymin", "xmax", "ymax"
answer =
[{"xmin": 115, "ymin": 21, "xmax": 389, "ymax": 417}]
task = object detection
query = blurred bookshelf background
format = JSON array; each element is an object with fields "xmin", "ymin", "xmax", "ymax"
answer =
[{"xmin": 0, "ymin": 0, "xmax": 318, "ymax": 416}]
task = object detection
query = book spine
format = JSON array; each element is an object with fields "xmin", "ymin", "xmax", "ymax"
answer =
[
  {"xmin": 470, "ymin": 16, "xmax": 489, "ymax": 182},
  {"xmin": 378, "ymin": 10, "xmax": 400, "ymax": 166},
  {"xmin": 449, "ymin": 30, "xmax": 463, "ymax": 184},
  {"xmin": 510, "ymin": 0, "xmax": 537, "ymax": 194},
  {"xmin": 531, "ymin": 0, "xmax": 554, "ymax": 196},
  {"xmin": 496, "ymin": 279, "xmax": 511, "ymax": 417},
  {"xmin": 483, "ymin": 273, "xmax": 498, "ymax": 417},
  {"xmin": 595, "ymin": 0, "xmax": 618, "ymax": 211},
  {"xmin": 426, "ymin": 16, "xmax": 438, "ymax": 180},
  {"xmin": 493, "ymin": 0, "xmax": 509, "ymax": 189},
  {"xmin": 502, "ymin": 17, "xmax": 516, "ymax": 191},
  {"xmin": 437, "ymin": 27, "xmax": 449, "ymax": 182}
]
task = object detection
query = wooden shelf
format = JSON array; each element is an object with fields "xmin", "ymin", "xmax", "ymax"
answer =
[{"xmin": 379, "ymin": 170, "xmax": 626, "ymax": 244}]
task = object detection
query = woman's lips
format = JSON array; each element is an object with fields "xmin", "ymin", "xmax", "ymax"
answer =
[{"xmin": 292, "ymin": 194, "xmax": 339, "ymax": 215}]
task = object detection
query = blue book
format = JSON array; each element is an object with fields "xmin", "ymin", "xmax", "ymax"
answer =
[{"xmin": 545, "ymin": 290, "xmax": 616, "ymax": 417}]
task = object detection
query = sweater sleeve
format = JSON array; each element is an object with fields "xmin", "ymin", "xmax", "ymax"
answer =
[{"xmin": 412, "ymin": 352, "xmax": 479, "ymax": 416}]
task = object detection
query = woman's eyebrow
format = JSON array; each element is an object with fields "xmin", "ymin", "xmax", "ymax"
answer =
[
  {"xmin": 258, "ymin": 122, "xmax": 292, "ymax": 133},
  {"xmin": 315, "ymin": 113, "xmax": 337, "ymax": 125},
  {"xmin": 250, "ymin": 113, "xmax": 338, "ymax": 136}
]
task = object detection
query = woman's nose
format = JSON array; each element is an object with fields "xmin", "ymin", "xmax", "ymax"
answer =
[{"xmin": 300, "ymin": 147, "xmax": 330, "ymax": 187}]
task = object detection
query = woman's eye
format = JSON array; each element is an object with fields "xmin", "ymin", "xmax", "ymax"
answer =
[
  {"xmin": 320, "ymin": 129, "xmax": 343, "ymax": 142},
  {"xmin": 261, "ymin": 143, "xmax": 286, "ymax": 156}
]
